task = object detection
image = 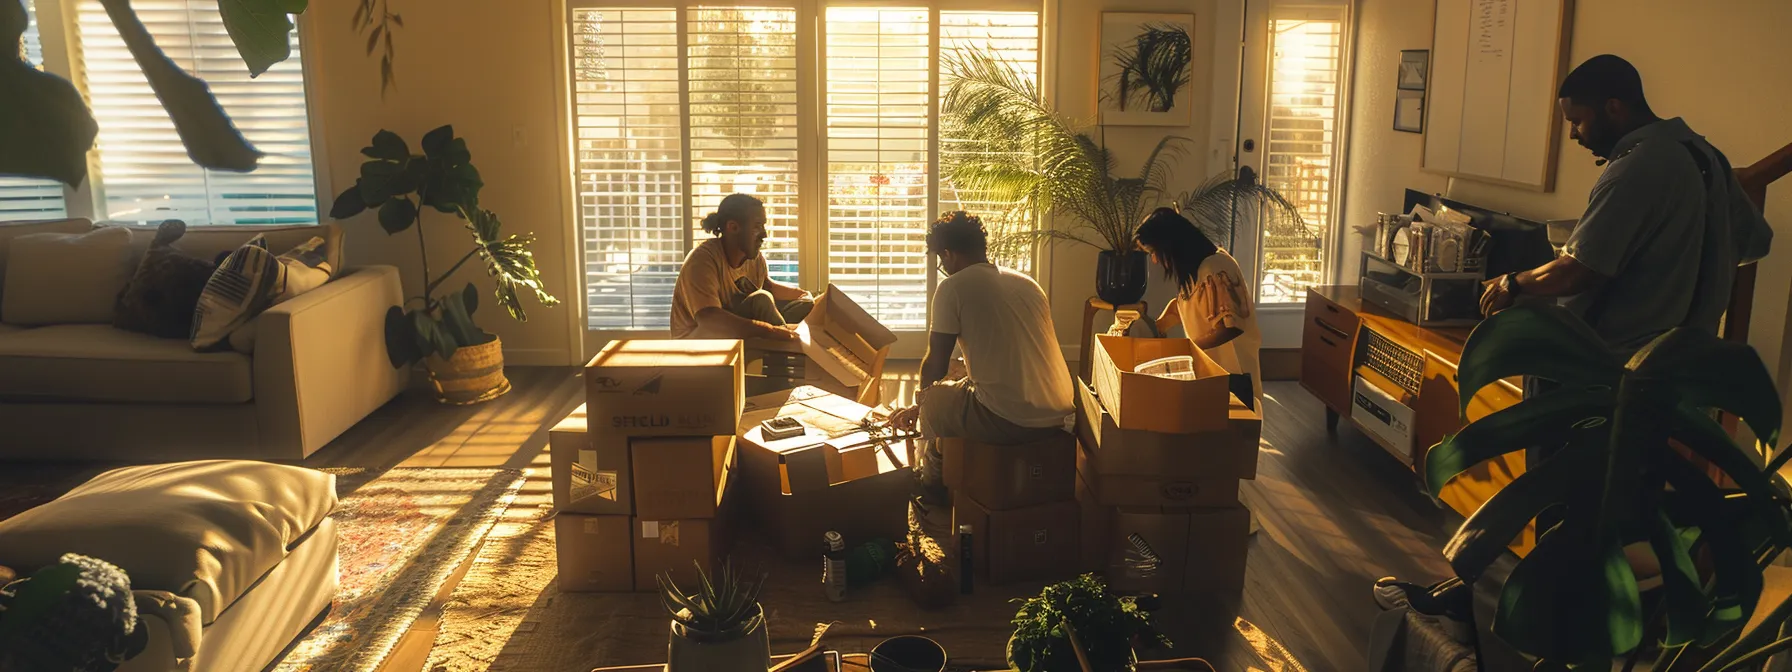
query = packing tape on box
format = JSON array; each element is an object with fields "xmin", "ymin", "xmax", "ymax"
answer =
[{"xmin": 571, "ymin": 451, "xmax": 620, "ymax": 503}]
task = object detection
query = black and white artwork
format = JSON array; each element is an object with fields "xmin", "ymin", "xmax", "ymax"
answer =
[{"xmin": 1098, "ymin": 13, "xmax": 1197, "ymax": 126}]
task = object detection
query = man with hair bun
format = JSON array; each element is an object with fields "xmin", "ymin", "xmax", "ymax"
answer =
[
  {"xmin": 670, "ymin": 193, "xmax": 814, "ymax": 340},
  {"xmin": 890, "ymin": 211, "xmax": 1075, "ymax": 504}
]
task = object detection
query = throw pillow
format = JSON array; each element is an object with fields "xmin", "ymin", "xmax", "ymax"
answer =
[
  {"xmin": 1, "ymin": 226, "xmax": 135, "ymax": 326},
  {"xmin": 191, "ymin": 235, "xmax": 281, "ymax": 351},
  {"xmin": 113, "ymin": 220, "xmax": 219, "ymax": 339},
  {"xmin": 274, "ymin": 236, "xmax": 334, "ymax": 303}
]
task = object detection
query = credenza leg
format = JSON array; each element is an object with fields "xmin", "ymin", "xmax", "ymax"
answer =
[{"xmin": 1325, "ymin": 408, "xmax": 1340, "ymax": 434}]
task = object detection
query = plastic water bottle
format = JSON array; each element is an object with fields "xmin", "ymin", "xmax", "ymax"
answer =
[
  {"xmin": 823, "ymin": 530, "xmax": 846, "ymax": 602},
  {"xmin": 958, "ymin": 524, "xmax": 974, "ymax": 595}
]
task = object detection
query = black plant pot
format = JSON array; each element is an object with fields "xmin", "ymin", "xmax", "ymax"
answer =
[{"xmin": 1095, "ymin": 250, "xmax": 1148, "ymax": 305}]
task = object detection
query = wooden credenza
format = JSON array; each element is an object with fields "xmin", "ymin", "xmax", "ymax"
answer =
[{"xmin": 1300, "ymin": 286, "xmax": 1534, "ymax": 555}]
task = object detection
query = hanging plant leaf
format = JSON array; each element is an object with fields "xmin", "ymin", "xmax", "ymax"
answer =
[
  {"xmin": 411, "ymin": 310, "xmax": 456, "ymax": 360},
  {"xmin": 462, "ymin": 281, "xmax": 479, "ymax": 316},
  {"xmin": 217, "ymin": 0, "xmax": 298, "ymax": 77},
  {"xmin": 377, "ymin": 197, "xmax": 417, "ymax": 235},
  {"xmin": 1645, "ymin": 509, "xmax": 1709, "ymax": 648},
  {"xmin": 99, "ymin": 0, "xmax": 261, "ymax": 172},
  {"xmin": 0, "ymin": 61, "xmax": 99, "ymax": 187},
  {"xmin": 362, "ymin": 129, "xmax": 409, "ymax": 161},
  {"xmin": 465, "ymin": 207, "xmax": 559, "ymax": 321},
  {"xmin": 1631, "ymin": 327, "xmax": 1784, "ymax": 461},
  {"xmin": 330, "ymin": 181, "xmax": 370, "ymax": 219},
  {"xmin": 382, "ymin": 306, "xmax": 421, "ymax": 368},
  {"xmin": 1422, "ymin": 388, "xmax": 1612, "ymax": 496},
  {"xmin": 1493, "ymin": 520, "xmax": 1642, "ymax": 665},
  {"xmin": 1457, "ymin": 304, "xmax": 1622, "ymax": 415},
  {"xmin": 1444, "ymin": 432, "xmax": 1602, "ymax": 583}
]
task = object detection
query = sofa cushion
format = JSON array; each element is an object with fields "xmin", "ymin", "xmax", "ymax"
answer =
[
  {"xmin": 0, "ymin": 460, "xmax": 337, "ymax": 624},
  {"xmin": 0, "ymin": 218, "xmax": 92, "ymax": 300},
  {"xmin": 0, "ymin": 324, "xmax": 253, "ymax": 403},
  {"xmin": 122, "ymin": 223, "xmax": 345, "ymax": 275},
  {"xmin": 2, "ymin": 225, "xmax": 136, "ymax": 325}
]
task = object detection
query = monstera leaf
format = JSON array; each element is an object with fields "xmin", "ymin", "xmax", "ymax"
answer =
[
  {"xmin": 1423, "ymin": 304, "xmax": 1792, "ymax": 669},
  {"xmin": 464, "ymin": 206, "xmax": 559, "ymax": 322}
]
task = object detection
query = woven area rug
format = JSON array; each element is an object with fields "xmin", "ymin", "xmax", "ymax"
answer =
[
  {"xmin": 426, "ymin": 469, "xmax": 1041, "ymax": 672},
  {"xmin": 275, "ymin": 467, "xmax": 527, "ymax": 672}
]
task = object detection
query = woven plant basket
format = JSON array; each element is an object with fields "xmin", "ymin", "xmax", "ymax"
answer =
[{"xmin": 425, "ymin": 336, "xmax": 511, "ymax": 405}]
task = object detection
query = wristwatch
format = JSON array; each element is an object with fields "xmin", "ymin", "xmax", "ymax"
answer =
[{"xmin": 1501, "ymin": 272, "xmax": 1523, "ymax": 296}]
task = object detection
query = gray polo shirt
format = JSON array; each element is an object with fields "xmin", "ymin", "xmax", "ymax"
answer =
[{"xmin": 1562, "ymin": 117, "xmax": 1772, "ymax": 354}]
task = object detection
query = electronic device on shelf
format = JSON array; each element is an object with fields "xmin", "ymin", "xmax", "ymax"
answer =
[
  {"xmin": 759, "ymin": 416, "xmax": 806, "ymax": 441},
  {"xmin": 1359, "ymin": 251, "xmax": 1483, "ymax": 327},
  {"xmin": 1402, "ymin": 189, "xmax": 1555, "ymax": 279}
]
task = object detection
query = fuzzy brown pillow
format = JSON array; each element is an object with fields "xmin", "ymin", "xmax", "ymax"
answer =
[{"xmin": 114, "ymin": 220, "xmax": 219, "ymax": 339}]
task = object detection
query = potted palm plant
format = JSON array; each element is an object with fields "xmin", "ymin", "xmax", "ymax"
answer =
[
  {"xmin": 1427, "ymin": 303, "xmax": 1792, "ymax": 669},
  {"xmin": 939, "ymin": 47, "xmax": 1306, "ymax": 305},
  {"xmin": 658, "ymin": 560, "xmax": 770, "ymax": 672},
  {"xmin": 329, "ymin": 125, "xmax": 558, "ymax": 405}
]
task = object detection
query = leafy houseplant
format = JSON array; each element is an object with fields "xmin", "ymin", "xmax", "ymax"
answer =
[
  {"xmin": 330, "ymin": 125, "xmax": 558, "ymax": 404},
  {"xmin": 658, "ymin": 560, "xmax": 771, "ymax": 672},
  {"xmin": 1426, "ymin": 303, "xmax": 1792, "ymax": 669},
  {"xmin": 1007, "ymin": 574, "xmax": 1170, "ymax": 672},
  {"xmin": 3, "ymin": 0, "xmax": 306, "ymax": 186},
  {"xmin": 939, "ymin": 47, "xmax": 1307, "ymax": 306}
]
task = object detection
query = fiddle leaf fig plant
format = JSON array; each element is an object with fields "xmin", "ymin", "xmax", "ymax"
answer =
[
  {"xmin": 3, "ymin": 0, "xmax": 303, "ymax": 186},
  {"xmin": 331, "ymin": 125, "xmax": 558, "ymax": 368}
]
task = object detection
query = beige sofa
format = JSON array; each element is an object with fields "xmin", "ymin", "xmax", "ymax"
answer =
[{"xmin": 0, "ymin": 219, "xmax": 407, "ymax": 461}]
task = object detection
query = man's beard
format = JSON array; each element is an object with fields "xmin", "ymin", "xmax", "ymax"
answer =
[{"xmin": 1581, "ymin": 113, "xmax": 1620, "ymax": 159}]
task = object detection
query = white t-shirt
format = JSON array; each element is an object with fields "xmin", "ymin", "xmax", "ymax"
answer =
[
  {"xmin": 1172, "ymin": 250, "xmax": 1262, "ymax": 407},
  {"xmin": 931, "ymin": 263, "xmax": 1075, "ymax": 428}
]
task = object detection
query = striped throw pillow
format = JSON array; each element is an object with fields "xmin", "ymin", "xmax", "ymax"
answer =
[{"xmin": 191, "ymin": 235, "xmax": 281, "ymax": 351}]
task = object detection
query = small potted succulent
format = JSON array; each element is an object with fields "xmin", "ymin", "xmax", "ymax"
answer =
[
  {"xmin": 895, "ymin": 503, "xmax": 956, "ymax": 611},
  {"xmin": 658, "ymin": 560, "xmax": 770, "ymax": 672},
  {"xmin": 1007, "ymin": 574, "xmax": 1170, "ymax": 672}
]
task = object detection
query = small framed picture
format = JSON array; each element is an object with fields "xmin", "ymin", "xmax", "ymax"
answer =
[
  {"xmin": 1394, "ymin": 89, "xmax": 1425, "ymax": 133},
  {"xmin": 1398, "ymin": 49, "xmax": 1429, "ymax": 91}
]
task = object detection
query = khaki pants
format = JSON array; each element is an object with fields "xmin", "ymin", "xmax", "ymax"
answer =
[
  {"xmin": 730, "ymin": 288, "xmax": 813, "ymax": 326},
  {"xmin": 913, "ymin": 378, "xmax": 1067, "ymax": 487}
]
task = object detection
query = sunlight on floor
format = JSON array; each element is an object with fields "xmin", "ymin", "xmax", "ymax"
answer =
[
  {"xmin": 1237, "ymin": 617, "xmax": 1309, "ymax": 672},
  {"xmin": 400, "ymin": 400, "xmax": 558, "ymax": 469}
]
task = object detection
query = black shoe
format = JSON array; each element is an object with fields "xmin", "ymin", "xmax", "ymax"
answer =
[{"xmin": 1373, "ymin": 576, "xmax": 1474, "ymax": 643}]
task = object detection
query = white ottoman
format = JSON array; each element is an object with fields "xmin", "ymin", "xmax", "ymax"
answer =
[{"xmin": 0, "ymin": 460, "xmax": 339, "ymax": 672}]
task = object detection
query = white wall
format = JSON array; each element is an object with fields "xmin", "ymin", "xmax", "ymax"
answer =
[{"xmin": 1343, "ymin": 0, "xmax": 1792, "ymax": 394}]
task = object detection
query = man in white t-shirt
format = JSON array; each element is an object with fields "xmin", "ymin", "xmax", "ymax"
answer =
[{"xmin": 890, "ymin": 212, "xmax": 1075, "ymax": 502}]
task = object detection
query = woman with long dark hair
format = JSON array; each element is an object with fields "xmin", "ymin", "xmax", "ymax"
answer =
[{"xmin": 1135, "ymin": 207, "xmax": 1262, "ymax": 409}]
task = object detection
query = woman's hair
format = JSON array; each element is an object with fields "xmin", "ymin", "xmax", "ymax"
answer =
[
  {"xmin": 700, "ymin": 193, "xmax": 764, "ymax": 235},
  {"xmin": 1135, "ymin": 206, "xmax": 1219, "ymax": 297}
]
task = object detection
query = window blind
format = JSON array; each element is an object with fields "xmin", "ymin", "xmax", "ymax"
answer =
[
  {"xmin": 686, "ymin": 7, "xmax": 799, "ymax": 286},
  {"xmin": 75, "ymin": 0, "xmax": 316, "ymax": 225},
  {"xmin": 825, "ymin": 7, "xmax": 931, "ymax": 329},
  {"xmin": 939, "ymin": 10, "xmax": 1039, "ymax": 275},
  {"xmin": 0, "ymin": 0, "xmax": 70, "ymax": 221},
  {"xmin": 572, "ymin": 8, "xmax": 686, "ymax": 330},
  {"xmin": 1261, "ymin": 18, "xmax": 1341, "ymax": 303}
]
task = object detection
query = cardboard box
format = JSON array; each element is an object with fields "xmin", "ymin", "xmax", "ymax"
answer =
[
  {"xmin": 1104, "ymin": 505, "xmax": 1251, "ymax": 594},
  {"xmin": 1076, "ymin": 444, "xmax": 1241, "ymax": 508},
  {"xmin": 940, "ymin": 433, "xmax": 1076, "ymax": 510},
  {"xmin": 1074, "ymin": 471, "xmax": 1113, "ymax": 574},
  {"xmin": 1090, "ymin": 335, "xmax": 1234, "ymax": 434},
  {"xmin": 737, "ymin": 386, "xmax": 912, "ymax": 560},
  {"xmin": 632, "ymin": 435, "xmax": 734, "ymax": 520},
  {"xmin": 585, "ymin": 339, "xmax": 744, "ymax": 437},
  {"xmin": 1075, "ymin": 378, "xmax": 1259, "ymax": 481},
  {"xmin": 554, "ymin": 513, "xmax": 633, "ymax": 592},
  {"xmin": 550, "ymin": 405, "xmax": 632, "ymax": 515},
  {"xmin": 953, "ymin": 495, "xmax": 1081, "ymax": 585},
  {"xmin": 632, "ymin": 517, "xmax": 728, "ymax": 593},
  {"xmin": 747, "ymin": 285, "xmax": 897, "ymax": 407}
]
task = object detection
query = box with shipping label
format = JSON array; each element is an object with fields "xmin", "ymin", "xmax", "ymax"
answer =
[
  {"xmin": 1074, "ymin": 378, "xmax": 1259, "ymax": 482},
  {"xmin": 737, "ymin": 386, "xmax": 911, "ymax": 560},
  {"xmin": 632, "ymin": 435, "xmax": 735, "ymax": 520},
  {"xmin": 940, "ymin": 433, "xmax": 1076, "ymax": 511},
  {"xmin": 952, "ymin": 495, "xmax": 1081, "ymax": 585},
  {"xmin": 632, "ymin": 517, "xmax": 728, "ymax": 593},
  {"xmin": 550, "ymin": 405, "xmax": 632, "ymax": 515},
  {"xmin": 1075, "ymin": 444, "xmax": 1241, "ymax": 509},
  {"xmin": 746, "ymin": 284, "xmax": 897, "ymax": 407},
  {"xmin": 554, "ymin": 513, "xmax": 633, "ymax": 592},
  {"xmin": 1090, "ymin": 335, "xmax": 1234, "ymax": 434},
  {"xmin": 1074, "ymin": 471, "xmax": 1114, "ymax": 574},
  {"xmin": 1104, "ymin": 504, "xmax": 1251, "ymax": 595},
  {"xmin": 585, "ymin": 339, "xmax": 744, "ymax": 438}
]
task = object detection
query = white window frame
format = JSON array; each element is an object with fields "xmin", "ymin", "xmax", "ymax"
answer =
[
  {"xmin": 562, "ymin": 0, "xmax": 1052, "ymax": 356},
  {"xmin": 17, "ymin": 0, "xmax": 332, "ymax": 225}
]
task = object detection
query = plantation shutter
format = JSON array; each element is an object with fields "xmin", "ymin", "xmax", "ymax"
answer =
[
  {"xmin": 571, "ymin": 8, "xmax": 686, "ymax": 330},
  {"xmin": 1260, "ymin": 17, "xmax": 1343, "ymax": 303},
  {"xmin": 686, "ymin": 7, "xmax": 801, "ymax": 286},
  {"xmin": 0, "ymin": 0, "xmax": 71, "ymax": 221},
  {"xmin": 824, "ymin": 7, "xmax": 932, "ymax": 329},
  {"xmin": 938, "ymin": 10, "xmax": 1040, "ymax": 275},
  {"xmin": 74, "ymin": 0, "xmax": 317, "ymax": 226}
]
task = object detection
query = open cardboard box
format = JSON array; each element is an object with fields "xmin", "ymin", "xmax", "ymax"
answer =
[
  {"xmin": 1090, "ymin": 335, "xmax": 1233, "ymax": 434},
  {"xmin": 745, "ymin": 284, "xmax": 897, "ymax": 406},
  {"xmin": 1105, "ymin": 504, "xmax": 1251, "ymax": 595},
  {"xmin": 1074, "ymin": 378, "xmax": 1259, "ymax": 508},
  {"xmin": 584, "ymin": 339, "xmax": 744, "ymax": 437},
  {"xmin": 737, "ymin": 386, "xmax": 911, "ymax": 560}
]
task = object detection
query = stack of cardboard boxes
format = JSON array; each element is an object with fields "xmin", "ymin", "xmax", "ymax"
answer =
[
  {"xmin": 943, "ymin": 431, "xmax": 1082, "ymax": 585},
  {"xmin": 1076, "ymin": 335, "xmax": 1261, "ymax": 595},
  {"xmin": 551, "ymin": 339, "xmax": 746, "ymax": 592}
]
